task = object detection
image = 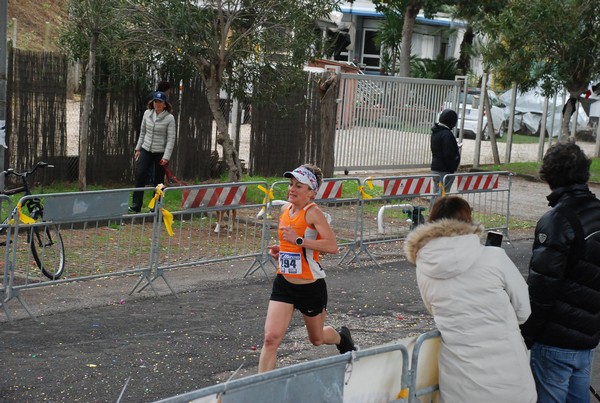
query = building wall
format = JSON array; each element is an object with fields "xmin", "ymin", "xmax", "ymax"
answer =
[{"xmin": 334, "ymin": 11, "xmax": 464, "ymax": 75}]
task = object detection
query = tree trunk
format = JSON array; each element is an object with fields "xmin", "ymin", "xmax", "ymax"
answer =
[
  {"xmin": 504, "ymin": 82, "xmax": 518, "ymax": 163},
  {"xmin": 561, "ymin": 82, "xmax": 588, "ymax": 143},
  {"xmin": 319, "ymin": 73, "xmax": 339, "ymax": 177},
  {"xmin": 398, "ymin": 1, "xmax": 421, "ymax": 77},
  {"xmin": 79, "ymin": 32, "xmax": 97, "ymax": 191},
  {"xmin": 204, "ymin": 68, "xmax": 242, "ymax": 182},
  {"xmin": 457, "ymin": 26, "xmax": 474, "ymax": 75},
  {"xmin": 559, "ymin": 96, "xmax": 576, "ymax": 143},
  {"xmin": 484, "ymin": 89, "xmax": 500, "ymax": 164}
]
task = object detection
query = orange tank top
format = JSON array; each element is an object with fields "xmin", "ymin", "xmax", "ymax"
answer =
[{"xmin": 277, "ymin": 203, "xmax": 326, "ymax": 280}]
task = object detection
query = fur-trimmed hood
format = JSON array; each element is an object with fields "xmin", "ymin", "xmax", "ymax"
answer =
[{"xmin": 404, "ymin": 219, "xmax": 484, "ymax": 280}]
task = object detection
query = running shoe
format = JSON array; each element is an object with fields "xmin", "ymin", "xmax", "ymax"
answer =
[{"xmin": 336, "ymin": 326, "xmax": 357, "ymax": 354}]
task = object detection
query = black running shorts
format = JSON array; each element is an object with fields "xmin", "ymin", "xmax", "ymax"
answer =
[{"xmin": 270, "ymin": 274, "xmax": 327, "ymax": 317}]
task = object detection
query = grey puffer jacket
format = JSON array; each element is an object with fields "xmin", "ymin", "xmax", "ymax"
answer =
[
  {"xmin": 135, "ymin": 109, "xmax": 176, "ymax": 161},
  {"xmin": 521, "ymin": 184, "xmax": 600, "ymax": 350}
]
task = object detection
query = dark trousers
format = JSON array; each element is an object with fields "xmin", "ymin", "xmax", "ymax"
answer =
[
  {"xmin": 131, "ymin": 149, "xmax": 164, "ymax": 211},
  {"xmin": 430, "ymin": 170, "xmax": 455, "ymax": 210}
]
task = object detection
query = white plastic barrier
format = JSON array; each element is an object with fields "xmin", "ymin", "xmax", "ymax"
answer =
[{"xmin": 153, "ymin": 342, "xmax": 411, "ymax": 403}]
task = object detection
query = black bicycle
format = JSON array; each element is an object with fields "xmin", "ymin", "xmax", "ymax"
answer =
[{"xmin": 0, "ymin": 161, "xmax": 65, "ymax": 280}]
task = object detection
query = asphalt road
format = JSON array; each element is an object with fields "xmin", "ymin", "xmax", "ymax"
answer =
[{"xmin": 0, "ymin": 175, "xmax": 599, "ymax": 402}]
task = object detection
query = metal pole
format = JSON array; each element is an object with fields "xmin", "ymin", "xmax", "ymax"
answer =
[
  {"xmin": 11, "ymin": 17, "xmax": 15, "ymax": 48},
  {"xmin": 537, "ymin": 96, "xmax": 549, "ymax": 161},
  {"xmin": 44, "ymin": 21, "xmax": 50, "ymax": 50},
  {"xmin": 504, "ymin": 82, "xmax": 517, "ymax": 163},
  {"xmin": 548, "ymin": 95, "xmax": 558, "ymax": 147},
  {"xmin": 230, "ymin": 98, "xmax": 239, "ymax": 147},
  {"xmin": 594, "ymin": 117, "xmax": 600, "ymax": 158},
  {"xmin": 454, "ymin": 75, "xmax": 467, "ymax": 143},
  {"xmin": 0, "ymin": 0, "xmax": 8, "ymax": 190},
  {"xmin": 474, "ymin": 73, "xmax": 488, "ymax": 168}
]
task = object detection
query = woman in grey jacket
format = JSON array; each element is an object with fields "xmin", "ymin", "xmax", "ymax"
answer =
[
  {"xmin": 130, "ymin": 91, "xmax": 176, "ymax": 213},
  {"xmin": 404, "ymin": 196, "xmax": 536, "ymax": 403}
]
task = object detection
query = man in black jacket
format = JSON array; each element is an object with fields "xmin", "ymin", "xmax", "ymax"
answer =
[
  {"xmin": 521, "ymin": 142, "xmax": 600, "ymax": 402},
  {"xmin": 430, "ymin": 109, "xmax": 461, "ymax": 201}
]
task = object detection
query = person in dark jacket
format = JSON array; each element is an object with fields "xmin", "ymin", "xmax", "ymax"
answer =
[
  {"xmin": 521, "ymin": 142, "xmax": 600, "ymax": 402},
  {"xmin": 431, "ymin": 109, "xmax": 461, "ymax": 202}
]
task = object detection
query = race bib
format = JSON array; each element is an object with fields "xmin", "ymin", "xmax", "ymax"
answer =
[{"xmin": 279, "ymin": 251, "xmax": 302, "ymax": 274}]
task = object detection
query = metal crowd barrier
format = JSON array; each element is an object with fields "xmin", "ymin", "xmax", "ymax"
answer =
[
  {"xmin": 262, "ymin": 177, "xmax": 363, "ymax": 266},
  {"xmin": 4, "ymin": 187, "xmax": 159, "ymax": 319},
  {"xmin": 153, "ymin": 342, "xmax": 410, "ymax": 403},
  {"xmin": 355, "ymin": 174, "xmax": 439, "ymax": 265},
  {"xmin": 149, "ymin": 181, "xmax": 270, "ymax": 287},
  {"xmin": 0, "ymin": 195, "xmax": 13, "ymax": 319},
  {"xmin": 443, "ymin": 171, "xmax": 513, "ymax": 239},
  {"xmin": 408, "ymin": 330, "xmax": 441, "ymax": 403},
  {"xmin": 0, "ymin": 172, "xmax": 512, "ymax": 320}
]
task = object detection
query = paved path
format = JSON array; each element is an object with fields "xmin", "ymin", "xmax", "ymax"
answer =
[{"xmin": 460, "ymin": 137, "xmax": 598, "ymax": 166}]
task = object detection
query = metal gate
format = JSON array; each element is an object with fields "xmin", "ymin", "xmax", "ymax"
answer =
[{"xmin": 335, "ymin": 75, "xmax": 461, "ymax": 171}]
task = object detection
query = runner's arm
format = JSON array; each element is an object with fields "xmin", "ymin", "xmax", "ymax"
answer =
[{"xmin": 303, "ymin": 206, "xmax": 338, "ymax": 254}]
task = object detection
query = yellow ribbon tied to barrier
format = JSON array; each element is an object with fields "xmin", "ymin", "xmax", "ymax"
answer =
[
  {"xmin": 439, "ymin": 181, "xmax": 446, "ymax": 198},
  {"xmin": 257, "ymin": 185, "xmax": 275, "ymax": 218},
  {"xmin": 358, "ymin": 177, "xmax": 374, "ymax": 200},
  {"xmin": 161, "ymin": 209, "xmax": 174, "ymax": 237},
  {"xmin": 396, "ymin": 388, "xmax": 409, "ymax": 399},
  {"xmin": 257, "ymin": 185, "xmax": 274, "ymax": 203},
  {"xmin": 10, "ymin": 202, "xmax": 36, "ymax": 225},
  {"xmin": 148, "ymin": 184, "xmax": 174, "ymax": 236}
]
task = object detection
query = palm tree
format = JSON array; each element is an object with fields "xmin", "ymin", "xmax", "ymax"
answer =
[
  {"xmin": 375, "ymin": 9, "xmax": 404, "ymax": 76},
  {"xmin": 411, "ymin": 54, "xmax": 458, "ymax": 79}
]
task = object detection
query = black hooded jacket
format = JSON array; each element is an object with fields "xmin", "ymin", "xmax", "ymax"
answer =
[
  {"xmin": 430, "ymin": 123, "xmax": 460, "ymax": 173},
  {"xmin": 521, "ymin": 184, "xmax": 600, "ymax": 349}
]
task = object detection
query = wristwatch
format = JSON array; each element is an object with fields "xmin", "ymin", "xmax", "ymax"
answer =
[{"xmin": 295, "ymin": 237, "xmax": 304, "ymax": 246}]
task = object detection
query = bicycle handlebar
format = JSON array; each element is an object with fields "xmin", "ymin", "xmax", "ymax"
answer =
[{"xmin": 2, "ymin": 161, "xmax": 54, "ymax": 178}]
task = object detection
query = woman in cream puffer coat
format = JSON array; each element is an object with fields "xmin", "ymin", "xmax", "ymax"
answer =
[{"xmin": 404, "ymin": 196, "xmax": 536, "ymax": 403}]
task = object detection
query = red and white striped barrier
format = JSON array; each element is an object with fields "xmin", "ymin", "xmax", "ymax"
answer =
[
  {"xmin": 383, "ymin": 177, "xmax": 433, "ymax": 197},
  {"xmin": 182, "ymin": 185, "xmax": 247, "ymax": 209},
  {"xmin": 454, "ymin": 174, "xmax": 499, "ymax": 192},
  {"xmin": 316, "ymin": 181, "xmax": 343, "ymax": 200},
  {"xmin": 444, "ymin": 171, "xmax": 511, "ymax": 239}
]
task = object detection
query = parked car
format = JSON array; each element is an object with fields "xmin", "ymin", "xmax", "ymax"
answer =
[
  {"xmin": 443, "ymin": 88, "xmax": 507, "ymax": 140},
  {"xmin": 445, "ymin": 86, "xmax": 595, "ymax": 141},
  {"xmin": 498, "ymin": 88, "xmax": 590, "ymax": 138}
]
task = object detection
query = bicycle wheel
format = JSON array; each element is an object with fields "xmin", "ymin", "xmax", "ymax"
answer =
[{"xmin": 30, "ymin": 225, "xmax": 65, "ymax": 280}]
